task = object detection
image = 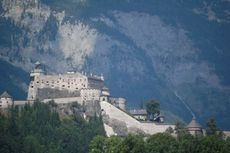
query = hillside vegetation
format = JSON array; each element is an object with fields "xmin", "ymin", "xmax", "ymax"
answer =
[
  {"xmin": 0, "ymin": 101, "xmax": 229, "ymax": 153},
  {"xmin": 0, "ymin": 101, "xmax": 105, "ymax": 153},
  {"xmin": 89, "ymin": 130, "xmax": 230, "ymax": 153}
]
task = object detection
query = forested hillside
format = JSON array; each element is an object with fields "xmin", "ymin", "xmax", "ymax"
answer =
[
  {"xmin": 89, "ymin": 133, "xmax": 230, "ymax": 153},
  {"xmin": 0, "ymin": 101, "xmax": 229, "ymax": 153},
  {"xmin": 0, "ymin": 101, "xmax": 105, "ymax": 153}
]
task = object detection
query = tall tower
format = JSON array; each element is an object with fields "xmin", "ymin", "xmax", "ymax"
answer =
[
  {"xmin": 30, "ymin": 61, "xmax": 44, "ymax": 78},
  {"xmin": 27, "ymin": 62, "xmax": 44, "ymax": 101}
]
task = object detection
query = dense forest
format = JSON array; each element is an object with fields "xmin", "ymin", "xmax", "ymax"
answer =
[
  {"xmin": 89, "ymin": 131, "xmax": 230, "ymax": 153},
  {"xmin": 0, "ymin": 101, "xmax": 105, "ymax": 153},
  {"xmin": 0, "ymin": 101, "xmax": 229, "ymax": 153}
]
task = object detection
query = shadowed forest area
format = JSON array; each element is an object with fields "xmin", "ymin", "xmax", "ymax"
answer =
[
  {"xmin": 0, "ymin": 101, "xmax": 105, "ymax": 153},
  {"xmin": 0, "ymin": 101, "xmax": 229, "ymax": 153}
]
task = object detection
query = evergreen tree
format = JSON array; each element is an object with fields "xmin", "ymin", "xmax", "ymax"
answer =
[
  {"xmin": 206, "ymin": 118, "xmax": 219, "ymax": 136},
  {"xmin": 145, "ymin": 99, "xmax": 160, "ymax": 120}
]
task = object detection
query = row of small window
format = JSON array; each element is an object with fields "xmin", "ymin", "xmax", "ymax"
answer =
[
  {"xmin": 37, "ymin": 78, "xmax": 86, "ymax": 84},
  {"xmin": 31, "ymin": 84, "xmax": 86, "ymax": 88},
  {"xmin": 59, "ymin": 78, "xmax": 86, "ymax": 81}
]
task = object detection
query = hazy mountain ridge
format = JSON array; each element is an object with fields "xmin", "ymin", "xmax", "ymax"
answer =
[{"xmin": 0, "ymin": 0, "xmax": 230, "ymax": 129}]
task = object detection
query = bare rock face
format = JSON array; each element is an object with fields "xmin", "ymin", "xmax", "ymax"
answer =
[{"xmin": 1, "ymin": 0, "xmax": 230, "ymax": 129}]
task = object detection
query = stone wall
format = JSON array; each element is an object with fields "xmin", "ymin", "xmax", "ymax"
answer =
[
  {"xmin": 43, "ymin": 97, "xmax": 82, "ymax": 105},
  {"xmin": 100, "ymin": 101, "xmax": 175, "ymax": 136},
  {"xmin": 37, "ymin": 88, "xmax": 80, "ymax": 100},
  {"xmin": 84, "ymin": 100, "xmax": 101, "ymax": 117},
  {"xmin": 80, "ymin": 89, "xmax": 101, "ymax": 102}
]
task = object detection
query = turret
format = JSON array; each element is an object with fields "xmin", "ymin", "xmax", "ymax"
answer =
[
  {"xmin": 27, "ymin": 62, "xmax": 43, "ymax": 101},
  {"xmin": 30, "ymin": 61, "xmax": 44, "ymax": 80},
  {"xmin": 100, "ymin": 86, "xmax": 110, "ymax": 102},
  {"xmin": 100, "ymin": 73, "xmax": 104, "ymax": 81},
  {"xmin": 187, "ymin": 117, "xmax": 203, "ymax": 136},
  {"xmin": 0, "ymin": 91, "xmax": 13, "ymax": 109}
]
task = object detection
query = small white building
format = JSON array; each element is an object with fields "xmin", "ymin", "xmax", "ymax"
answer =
[
  {"xmin": 129, "ymin": 109, "xmax": 147, "ymax": 121},
  {"xmin": 0, "ymin": 91, "xmax": 13, "ymax": 109}
]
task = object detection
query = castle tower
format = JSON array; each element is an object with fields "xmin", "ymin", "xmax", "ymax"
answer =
[
  {"xmin": 0, "ymin": 91, "xmax": 13, "ymax": 109},
  {"xmin": 100, "ymin": 86, "xmax": 110, "ymax": 102},
  {"xmin": 187, "ymin": 117, "xmax": 203, "ymax": 136},
  {"xmin": 27, "ymin": 61, "xmax": 44, "ymax": 101},
  {"xmin": 30, "ymin": 61, "xmax": 44, "ymax": 78}
]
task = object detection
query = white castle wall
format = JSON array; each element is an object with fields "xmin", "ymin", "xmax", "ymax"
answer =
[
  {"xmin": 28, "ymin": 73, "xmax": 88, "ymax": 100},
  {"xmin": 80, "ymin": 89, "xmax": 101, "ymax": 102},
  {"xmin": 100, "ymin": 101, "xmax": 174, "ymax": 136},
  {"xmin": 28, "ymin": 71, "xmax": 104, "ymax": 101},
  {"xmin": 36, "ymin": 73, "xmax": 88, "ymax": 91},
  {"xmin": 14, "ymin": 100, "xmax": 27, "ymax": 106}
]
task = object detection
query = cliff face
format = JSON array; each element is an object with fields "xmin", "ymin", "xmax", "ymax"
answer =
[{"xmin": 0, "ymin": 0, "xmax": 230, "ymax": 129}]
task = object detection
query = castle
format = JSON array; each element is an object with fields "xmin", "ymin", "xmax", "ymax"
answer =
[
  {"xmin": 1, "ymin": 62, "xmax": 181, "ymax": 136},
  {"xmin": 27, "ymin": 62, "xmax": 126, "ymax": 111}
]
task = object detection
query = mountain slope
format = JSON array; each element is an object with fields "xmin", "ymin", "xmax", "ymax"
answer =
[{"xmin": 0, "ymin": 0, "xmax": 230, "ymax": 129}]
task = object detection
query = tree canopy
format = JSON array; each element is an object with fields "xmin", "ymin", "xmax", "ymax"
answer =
[
  {"xmin": 145, "ymin": 99, "xmax": 160, "ymax": 120},
  {"xmin": 0, "ymin": 101, "xmax": 105, "ymax": 153}
]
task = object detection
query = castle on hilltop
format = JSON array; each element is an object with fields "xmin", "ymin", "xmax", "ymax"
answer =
[
  {"xmin": 27, "ymin": 62, "xmax": 126, "ymax": 111},
  {"xmin": 1, "ymin": 62, "xmax": 195, "ymax": 136}
]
